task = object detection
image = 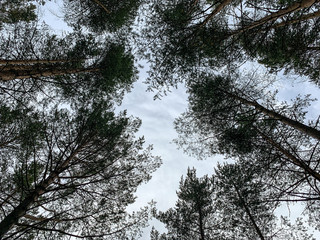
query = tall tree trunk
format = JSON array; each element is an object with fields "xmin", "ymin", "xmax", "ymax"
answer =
[
  {"xmin": 306, "ymin": 46, "xmax": 320, "ymax": 51},
  {"xmin": 0, "ymin": 59, "xmax": 75, "ymax": 65},
  {"xmin": 0, "ymin": 67, "xmax": 99, "ymax": 81},
  {"xmin": 256, "ymin": 127, "xmax": 320, "ymax": 182},
  {"xmin": 197, "ymin": 207, "xmax": 205, "ymax": 240},
  {"xmin": 91, "ymin": 0, "xmax": 111, "ymax": 14},
  {"xmin": 220, "ymin": 89, "xmax": 320, "ymax": 141},
  {"xmin": 271, "ymin": 9, "xmax": 320, "ymax": 29},
  {"xmin": 189, "ymin": 0, "xmax": 200, "ymax": 12},
  {"xmin": 232, "ymin": 183, "xmax": 266, "ymax": 240},
  {"xmin": 0, "ymin": 144, "xmax": 86, "ymax": 238},
  {"xmin": 0, "ymin": 64, "xmax": 51, "ymax": 71},
  {"xmin": 198, "ymin": 0, "xmax": 232, "ymax": 28},
  {"xmin": 230, "ymin": 0, "xmax": 318, "ymax": 36}
]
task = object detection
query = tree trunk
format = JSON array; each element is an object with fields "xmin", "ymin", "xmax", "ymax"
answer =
[
  {"xmin": 197, "ymin": 207, "xmax": 205, "ymax": 240},
  {"xmin": 91, "ymin": 0, "xmax": 111, "ymax": 14},
  {"xmin": 0, "ymin": 59, "xmax": 75, "ymax": 65},
  {"xmin": 0, "ymin": 144, "xmax": 86, "ymax": 238},
  {"xmin": 0, "ymin": 67, "xmax": 99, "ymax": 81},
  {"xmin": 221, "ymin": 89, "xmax": 320, "ymax": 141},
  {"xmin": 0, "ymin": 64, "xmax": 50, "ymax": 71},
  {"xmin": 198, "ymin": 0, "xmax": 232, "ymax": 28},
  {"xmin": 256, "ymin": 128, "xmax": 320, "ymax": 182},
  {"xmin": 271, "ymin": 9, "xmax": 320, "ymax": 29},
  {"xmin": 230, "ymin": 0, "xmax": 318, "ymax": 36},
  {"xmin": 233, "ymin": 183, "xmax": 266, "ymax": 240}
]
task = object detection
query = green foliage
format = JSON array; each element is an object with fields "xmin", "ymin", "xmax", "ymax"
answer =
[
  {"xmin": 160, "ymin": 2, "xmax": 191, "ymax": 28},
  {"xmin": 64, "ymin": 0, "xmax": 142, "ymax": 33},
  {"xmin": 2, "ymin": 0, "xmax": 320, "ymax": 238},
  {"xmin": 153, "ymin": 164, "xmax": 294, "ymax": 239},
  {"xmin": 0, "ymin": 23, "xmax": 137, "ymax": 105},
  {"xmin": 153, "ymin": 168, "xmax": 217, "ymax": 239},
  {"xmin": 65, "ymin": 33, "xmax": 101, "ymax": 61},
  {"xmin": 150, "ymin": 227, "xmax": 168, "ymax": 240},
  {"xmin": 218, "ymin": 124, "xmax": 257, "ymax": 154},
  {"xmin": 54, "ymin": 42, "xmax": 137, "ymax": 103},
  {"xmin": 0, "ymin": 105, "xmax": 22, "ymax": 124},
  {"xmin": 0, "ymin": 104, "xmax": 44, "ymax": 149},
  {"xmin": 0, "ymin": 1, "xmax": 156, "ymax": 238},
  {"xmin": 13, "ymin": 161, "xmax": 44, "ymax": 195},
  {"xmin": 98, "ymin": 43, "xmax": 136, "ymax": 92},
  {"xmin": 0, "ymin": 0, "xmax": 37, "ymax": 26},
  {"xmin": 174, "ymin": 69, "xmax": 320, "ymax": 238},
  {"xmin": 141, "ymin": 0, "xmax": 320, "ymax": 92},
  {"xmin": 0, "ymin": 104, "xmax": 161, "ymax": 239},
  {"xmin": 254, "ymin": 24, "xmax": 320, "ymax": 83},
  {"xmin": 214, "ymin": 163, "xmax": 277, "ymax": 239},
  {"xmin": 175, "ymin": 70, "xmax": 319, "ymax": 159}
]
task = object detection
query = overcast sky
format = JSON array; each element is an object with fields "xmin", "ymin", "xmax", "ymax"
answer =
[
  {"xmin": 41, "ymin": 1, "xmax": 320, "ymax": 238},
  {"xmin": 118, "ymin": 66, "xmax": 320, "ymax": 239},
  {"xmin": 118, "ymin": 69, "xmax": 225, "ymax": 236}
]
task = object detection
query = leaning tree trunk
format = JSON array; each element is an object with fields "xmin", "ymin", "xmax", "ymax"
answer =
[
  {"xmin": 271, "ymin": 8, "xmax": 320, "ymax": 29},
  {"xmin": 91, "ymin": 0, "xmax": 111, "ymax": 14},
  {"xmin": 255, "ymin": 127, "xmax": 320, "ymax": 182},
  {"xmin": 220, "ymin": 89, "xmax": 320, "ymax": 141},
  {"xmin": 230, "ymin": 0, "xmax": 319, "ymax": 36},
  {"xmin": 0, "ymin": 59, "xmax": 76, "ymax": 65},
  {"xmin": 198, "ymin": 0, "xmax": 232, "ymax": 28},
  {"xmin": 232, "ymin": 183, "xmax": 266, "ymax": 240},
  {"xmin": 0, "ymin": 67, "xmax": 99, "ymax": 81},
  {"xmin": 0, "ymin": 143, "xmax": 86, "ymax": 238}
]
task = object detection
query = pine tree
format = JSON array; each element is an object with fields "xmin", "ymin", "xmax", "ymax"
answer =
[
  {"xmin": 0, "ymin": 103, "xmax": 161, "ymax": 239},
  {"xmin": 140, "ymin": 0, "xmax": 320, "ymax": 89},
  {"xmin": 214, "ymin": 163, "xmax": 276, "ymax": 240},
  {"xmin": 0, "ymin": 24, "xmax": 137, "ymax": 103},
  {"xmin": 0, "ymin": 0, "xmax": 158, "ymax": 238},
  {"xmin": 153, "ymin": 168, "xmax": 219, "ymax": 240},
  {"xmin": 0, "ymin": 0, "xmax": 38, "ymax": 28},
  {"xmin": 174, "ymin": 71, "xmax": 320, "ymax": 229},
  {"xmin": 152, "ymin": 164, "xmax": 298, "ymax": 239},
  {"xmin": 64, "ymin": 0, "xmax": 142, "ymax": 33}
]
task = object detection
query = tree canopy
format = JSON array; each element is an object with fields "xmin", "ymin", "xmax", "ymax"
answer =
[
  {"xmin": 0, "ymin": 103, "xmax": 160, "ymax": 239},
  {"xmin": 152, "ymin": 168, "xmax": 217, "ymax": 240},
  {"xmin": 140, "ymin": 0, "xmax": 320, "ymax": 90},
  {"xmin": 151, "ymin": 165, "xmax": 315, "ymax": 239},
  {"xmin": 1, "ymin": 0, "xmax": 320, "ymax": 239},
  {"xmin": 174, "ymin": 70, "xmax": 320, "ymax": 234},
  {"xmin": 64, "ymin": 0, "xmax": 142, "ymax": 33},
  {"xmin": 0, "ymin": 0, "xmax": 160, "ymax": 239}
]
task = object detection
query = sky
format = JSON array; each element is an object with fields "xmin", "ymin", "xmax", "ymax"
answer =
[
  {"xmin": 40, "ymin": 1, "xmax": 320, "ymax": 239},
  {"xmin": 118, "ymin": 65, "xmax": 320, "ymax": 239},
  {"xmin": 117, "ymin": 68, "xmax": 226, "ymax": 238}
]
